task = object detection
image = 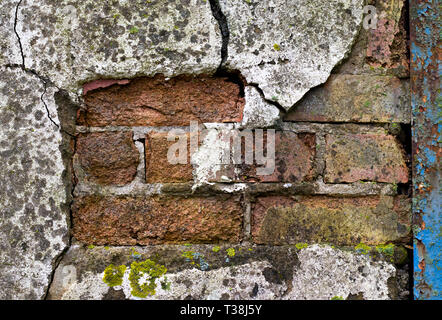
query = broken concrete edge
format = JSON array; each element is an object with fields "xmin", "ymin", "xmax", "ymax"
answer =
[
  {"xmin": 8, "ymin": 0, "xmax": 366, "ymax": 113},
  {"xmin": 47, "ymin": 242, "xmax": 409, "ymax": 300}
]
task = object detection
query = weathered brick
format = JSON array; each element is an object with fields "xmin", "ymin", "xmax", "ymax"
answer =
[
  {"xmin": 74, "ymin": 132, "xmax": 139, "ymax": 185},
  {"xmin": 252, "ymin": 196, "xmax": 411, "ymax": 245},
  {"xmin": 366, "ymin": 0, "xmax": 408, "ymax": 73},
  {"xmin": 211, "ymin": 131, "xmax": 316, "ymax": 183},
  {"xmin": 145, "ymin": 132, "xmax": 194, "ymax": 183},
  {"xmin": 324, "ymin": 134, "xmax": 409, "ymax": 183},
  {"xmin": 78, "ymin": 75, "xmax": 244, "ymax": 126},
  {"xmin": 284, "ymin": 75, "xmax": 410, "ymax": 123},
  {"xmin": 333, "ymin": 0, "xmax": 409, "ymax": 77},
  {"xmin": 72, "ymin": 195, "xmax": 243, "ymax": 245}
]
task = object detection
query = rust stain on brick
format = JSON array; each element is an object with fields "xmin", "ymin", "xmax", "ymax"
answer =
[{"xmin": 78, "ymin": 75, "xmax": 244, "ymax": 127}]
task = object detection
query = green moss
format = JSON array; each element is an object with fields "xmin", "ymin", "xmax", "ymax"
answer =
[
  {"xmin": 295, "ymin": 243, "xmax": 309, "ymax": 250},
  {"xmin": 130, "ymin": 248, "xmax": 141, "ymax": 260},
  {"xmin": 129, "ymin": 26, "xmax": 139, "ymax": 34},
  {"xmin": 375, "ymin": 243, "xmax": 395, "ymax": 256},
  {"xmin": 182, "ymin": 250, "xmax": 195, "ymax": 260},
  {"xmin": 226, "ymin": 248, "xmax": 236, "ymax": 257},
  {"xmin": 355, "ymin": 243, "xmax": 371, "ymax": 255},
  {"xmin": 87, "ymin": 244, "xmax": 95, "ymax": 249},
  {"xmin": 363, "ymin": 100, "xmax": 371, "ymax": 108},
  {"xmin": 103, "ymin": 264, "xmax": 126, "ymax": 287},
  {"xmin": 212, "ymin": 246, "xmax": 221, "ymax": 253},
  {"xmin": 331, "ymin": 296, "xmax": 344, "ymax": 300},
  {"xmin": 160, "ymin": 277, "xmax": 171, "ymax": 291},
  {"xmin": 128, "ymin": 260, "xmax": 167, "ymax": 298},
  {"xmin": 273, "ymin": 43, "xmax": 281, "ymax": 51}
]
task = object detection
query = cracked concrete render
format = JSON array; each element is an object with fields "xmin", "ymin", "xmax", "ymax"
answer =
[
  {"xmin": 1, "ymin": 0, "xmax": 369, "ymax": 299},
  {"xmin": 0, "ymin": 66, "xmax": 70, "ymax": 299}
]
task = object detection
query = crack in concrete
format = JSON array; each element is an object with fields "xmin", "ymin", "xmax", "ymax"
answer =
[
  {"xmin": 208, "ymin": 0, "xmax": 229, "ymax": 71},
  {"xmin": 10, "ymin": 0, "xmax": 76, "ymax": 138},
  {"xmin": 13, "ymin": 0, "xmax": 25, "ymax": 67},
  {"xmin": 208, "ymin": 0, "xmax": 288, "ymax": 113},
  {"xmin": 10, "ymin": 0, "xmax": 75, "ymax": 299}
]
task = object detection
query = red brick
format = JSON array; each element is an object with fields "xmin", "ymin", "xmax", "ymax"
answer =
[
  {"xmin": 74, "ymin": 132, "xmax": 139, "ymax": 185},
  {"xmin": 251, "ymin": 196, "xmax": 411, "ymax": 245},
  {"xmin": 145, "ymin": 132, "xmax": 194, "ymax": 183},
  {"xmin": 78, "ymin": 75, "xmax": 244, "ymax": 126},
  {"xmin": 324, "ymin": 134, "xmax": 409, "ymax": 183},
  {"xmin": 211, "ymin": 131, "xmax": 316, "ymax": 183},
  {"xmin": 72, "ymin": 195, "xmax": 243, "ymax": 245}
]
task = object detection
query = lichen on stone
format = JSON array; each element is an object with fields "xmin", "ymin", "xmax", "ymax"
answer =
[
  {"xmin": 103, "ymin": 264, "xmax": 126, "ymax": 287},
  {"xmin": 128, "ymin": 259, "xmax": 167, "ymax": 298}
]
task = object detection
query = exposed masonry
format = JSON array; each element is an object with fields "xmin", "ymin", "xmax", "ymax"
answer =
[{"xmin": 0, "ymin": 0, "xmax": 413, "ymax": 299}]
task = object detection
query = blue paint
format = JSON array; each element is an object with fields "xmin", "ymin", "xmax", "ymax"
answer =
[{"xmin": 411, "ymin": 0, "xmax": 442, "ymax": 300}]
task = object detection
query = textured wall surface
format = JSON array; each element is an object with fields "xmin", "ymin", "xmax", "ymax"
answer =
[{"xmin": 0, "ymin": 0, "xmax": 416, "ymax": 300}]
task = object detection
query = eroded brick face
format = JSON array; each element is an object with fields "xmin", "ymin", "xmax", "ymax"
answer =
[
  {"xmin": 78, "ymin": 75, "xmax": 244, "ymax": 127},
  {"xmin": 252, "ymin": 196, "xmax": 411, "ymax": 245},
  {"xmin": 74, "ymin": 132, "xmax": 139, "ymax": 185},
  {"xmin": 72, "ymin": 195, "xmax": 243, "ymax": 245},
  {"xmin": 284, "ymin": 75, "xmax": 410, "ymax": 123},
  {"xmin": 324, "ymin": 134, "xmax": 409, "ymax": 183},
  {"xmin": 366, "ymin": 0, "xmax": 409, "ymax": 73},
  {"xmin": 145, "ymin": 132, "xmax": 194, "ymax": 183}
]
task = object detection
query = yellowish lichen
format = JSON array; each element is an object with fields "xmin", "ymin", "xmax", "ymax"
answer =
[
  {"xmin": 128, "ymin": 260, "xmax": 167, "ymax": 298},
  {"xmin": 355, "ymin": 243, "xmax": 372, "ymax": 255},
  {"xmin": 226, "ymin": 248, "xmax": 235, "ymax": 257},
  {"xmin": 103, "ymin": 264, "xmax": 126, "ymax": 287},
  {"xmin": 295, "ymin": 243, "xmax": 309, "ymax": 250}
]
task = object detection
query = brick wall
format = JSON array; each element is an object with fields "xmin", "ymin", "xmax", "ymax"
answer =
[{"xmin": 72, "ymin": 4, "xmax": 412, "ymax": 249}]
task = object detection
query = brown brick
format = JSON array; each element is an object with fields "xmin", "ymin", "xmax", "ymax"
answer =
[
  {"xmin": 211, "ymin": 131, "xmax": 316, "ymax": 183},
  {"xmin": 366, "ymin": 0, "xmax": 409, "ymax": 73},
  {"xmin": 74, "ymin": 132, "xmax": 139, "ymax": 185},
  {"xmin": 78, "ymin": 75, "xmax": 244, "ymax": 126},
  {"xmin": 324, "ymin": 134, "xmax": 409, "ymax": 183},
  {"xmin": 145, "ymin": 132, "xmax": 194, "ymax": 183},
  {"xmin": 251, "ymin": 196, "xmax": 411, "ymax": 245},
  {"xmin": 72, "ymin": 195, "xmax": 243, "ymax": 245},
  {"xmin": 333, "ymin": 0, "xmax": 409, "ymax": 77},
  {"xmin": 284, "ymin": 75, "xmax": 410, "ymax": 123}
]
